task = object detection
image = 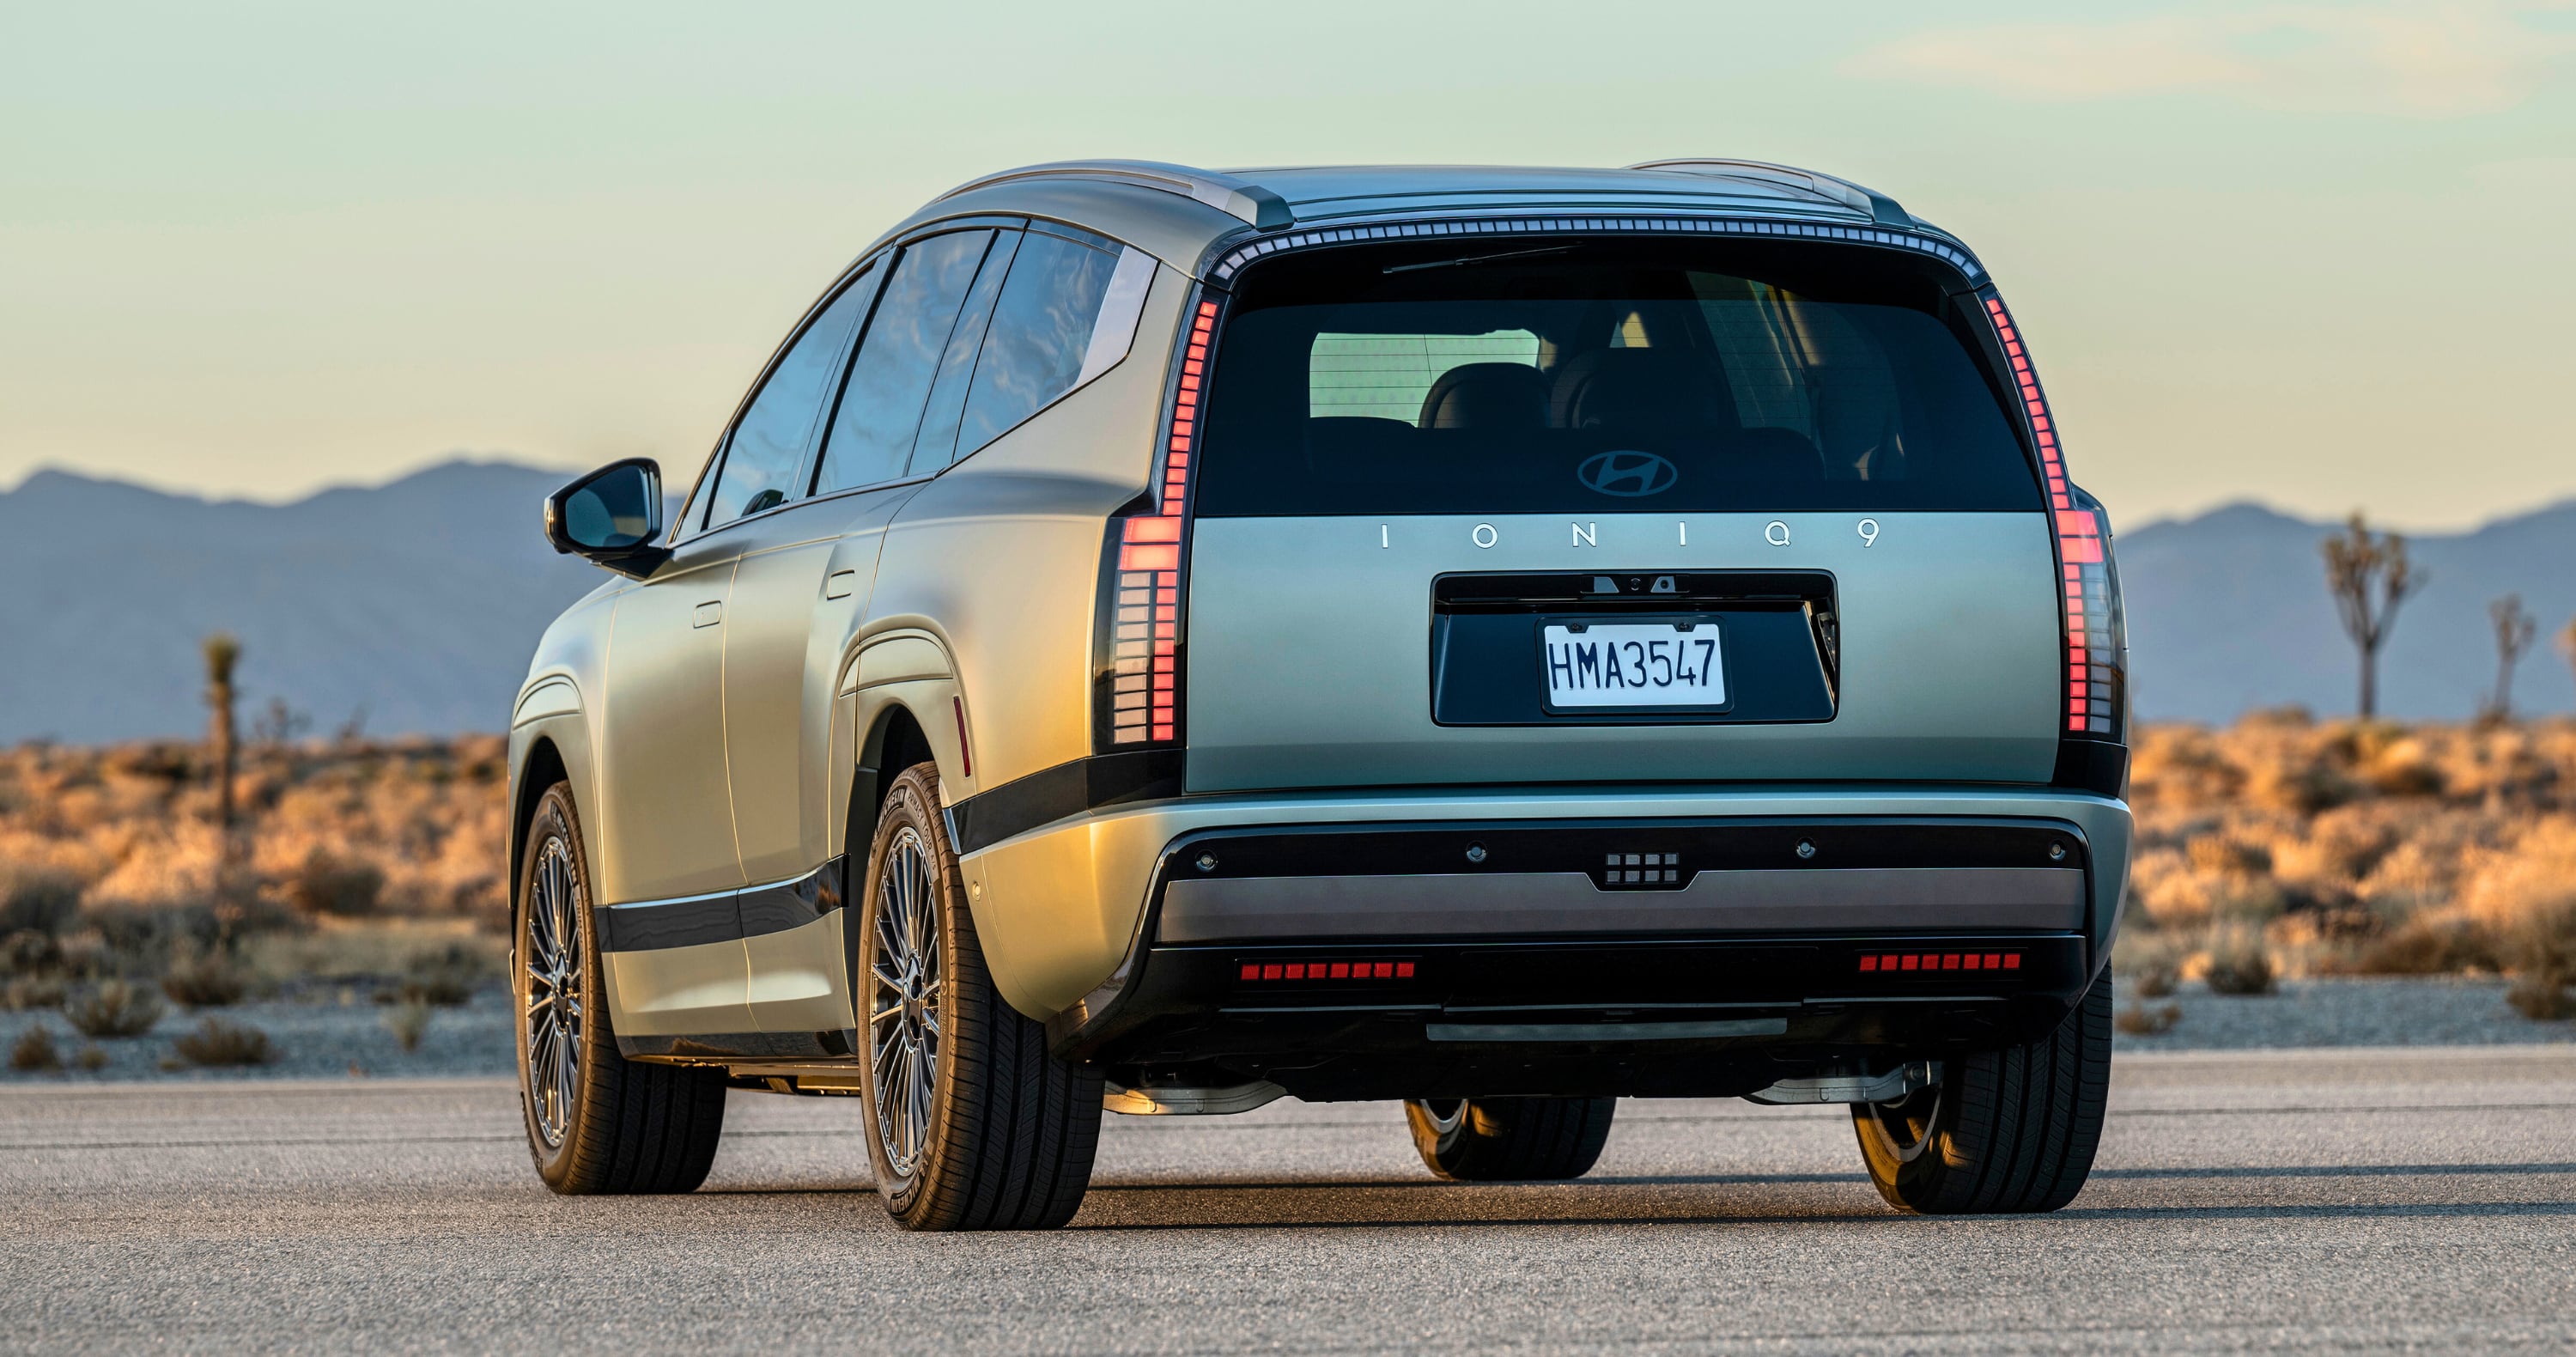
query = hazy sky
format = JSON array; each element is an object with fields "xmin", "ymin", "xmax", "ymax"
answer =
[{"xmin": 4, "ymin": 1, "xmax": 2572, "ymax": 530}]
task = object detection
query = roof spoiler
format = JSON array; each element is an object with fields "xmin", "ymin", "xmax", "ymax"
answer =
[
  {"xmin": 937, "ymin": 160, "xmax": 1294, "ymax": 231},
  {"xmin": 1626, "ymin": 159, "xmax": 1915, "ymax": 228}
]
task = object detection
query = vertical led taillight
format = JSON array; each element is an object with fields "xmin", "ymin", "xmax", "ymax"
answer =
[
  {"xmin": 1099, "ymin": 297, "xmax": 1219, "ymax": 748},
  {"xmin": 1982, "ymin": 293, "xmax": 2125, "ymax": 741}
]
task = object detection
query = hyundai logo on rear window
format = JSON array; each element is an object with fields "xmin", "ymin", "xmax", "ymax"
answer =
[{"xmin": 1577, "ymin": 451, "xmax": 1678, "ymax": 497}]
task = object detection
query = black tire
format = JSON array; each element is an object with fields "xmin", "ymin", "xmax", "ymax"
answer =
[
  {"xmin": 515, "ymin": 782, "xmax": 727, "ymax": 1194},
  {"xmin": 859, "ymin": 764, "xmax": 1103, "ymax": 1231},
  {"xmin": 1403, "ymin": 1096, "xmax": 1617, "ymax": 1181},
  {"xmin": 1851, "ymin": 973, "xmax": 2114, "ymax": 1214}
]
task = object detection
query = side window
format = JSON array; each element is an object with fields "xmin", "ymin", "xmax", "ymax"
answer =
[
  {"xmin": 907, "ymin": 230, "xmax": 1021, "ymax": 476},
  {"xmin": 813, "ymin": 229, "xmax": 994, "ymax": 496},
  {"xmin": 702, "ymin": 271, "xmax": 875, "ymax": 527},
  {"xmin": 954, "ymin": 233, "xmax": 1126, "ymax": 458}
]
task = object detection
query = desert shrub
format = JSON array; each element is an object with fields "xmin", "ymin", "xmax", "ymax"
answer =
[
  {"xmin": 160, "ymin": 946, "xmax": 247, "ymax": 1008},
  {"xmin": 172, "ymin": 1017, "xmax": 274, "ymax": 1067},
  {"xmin": 72, "ymin": 1043, "xmax": 108, "ymax": 1071},
  {"xmin": 9, "ymin": 1023, "xmax": 62, "ymax": 1071},
  {"xmin": 398, "ymin": 943, "xmax": 485, "ymax": 1007},
  {"xmin": 2187, "ymin": 836, "xmax": 2274, "ymax": 877},
  {"xmin": 2202, "ymin": 933, "xmax": 2278, "ymax": 995},
  {"xmin": 5, "ymin": 975, "xmax": 69, "ymax": 1012},
  {"xmin": 2506, "ymin": 974, "xmax": 2573, "ymax": 1021},
  {"xmin": 63, "ymin": 979, "xmax": 165, "ymax": 1038},
  {"xmin": 0, "ymin": 868, "xmax": 82, "ymax": 936},
  {"xmin": 2116, "ymin": 1001, "xmax": 2181, "ymax": 1036},
  {"xmin": 3, "ymin": 928, "xmax": 63, "ymax": 977},
  {"xmin": 382, "ymin": 999, "xmax": 432, "ymax": 1052},
  {"xmin": 289, "ymin": 849, "xmax": 384, "ymax": 917},
  {"xmin": 2131, "ymin": 966, "xmax": 2178, "ymax": 999},
  {"xmin": 2352, "ymin": 917, "xmax": 2501, "ymax": 975}
]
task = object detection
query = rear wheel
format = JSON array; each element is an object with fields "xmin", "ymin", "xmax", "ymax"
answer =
[
  {"xmin": 1851, "ymin": 974, "xmax": 2114, "ymax": 1214},
  {"xmin": 1403, "ymin": 1096, "xmax": 1616, "ymax": 1181},
  {"xmin": 860, "ymin": 764, "xmax": 1103, "ymax": 1230},
  {"xmin": 515, "ymin": 782, "xmax": 728, "ymax": 1193}
]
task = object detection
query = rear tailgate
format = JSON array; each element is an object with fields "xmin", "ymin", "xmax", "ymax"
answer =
[
  {"xmin": 1186, "ymin": 512, "xmax": 2058, "ymax": 791},
  {"xmin": 1177, "ymin": 231, "xmax": 2062, "ymax": 794}
]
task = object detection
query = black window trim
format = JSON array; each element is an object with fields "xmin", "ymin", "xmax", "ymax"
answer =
[{"xmin": 670, "ymin": 209, "xmax": 1157, "ymax": 544}]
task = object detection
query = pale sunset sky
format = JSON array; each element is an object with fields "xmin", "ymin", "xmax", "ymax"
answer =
[{"xmin": 3, "ymin": 1, "xmax": 2571, "ymax": 530}]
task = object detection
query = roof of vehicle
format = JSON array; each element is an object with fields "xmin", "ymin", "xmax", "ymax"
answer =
[{"xmin": 871, "ymin": 159, "xmax": 1976, "ymax": 281}]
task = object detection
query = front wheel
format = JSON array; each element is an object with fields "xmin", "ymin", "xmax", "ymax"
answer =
[
  {"xmin": 1850, "ymin": 975, "xmax": 2114, "ymax": 1214},
  {"xmin": 859, "ymin": 764, "xmax": 1103, "ymax": 1231},
  {"xmin": 515, "ymin": 782, "xmax": 727, "ymax": 1193},
  {"xmin": 1403, "ymin": 1096, "xmax": 1616, "ymax": 1181}
]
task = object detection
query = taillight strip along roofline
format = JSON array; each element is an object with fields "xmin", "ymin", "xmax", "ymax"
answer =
[{"xmin": 1204, "ymin": 212, "xmax": 1983, "ymax": 286}]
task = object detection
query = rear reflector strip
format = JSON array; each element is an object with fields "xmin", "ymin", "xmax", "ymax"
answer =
[
  {"xmin": 1858, "ymin": 952, "xmax": 2022, "ymax": 974},
  {"xmin": 1109, "ymin": 298, "xmax": 1219, "ymax": 746},
  {"xmin": 1238, "ymin": 959, "xmax": 1416, "ymax": 983}
]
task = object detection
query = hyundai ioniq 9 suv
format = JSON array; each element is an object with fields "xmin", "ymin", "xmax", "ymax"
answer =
[{"xmin": 512, "ymin": 159, "xmax": 2130, "ymax": 1229}]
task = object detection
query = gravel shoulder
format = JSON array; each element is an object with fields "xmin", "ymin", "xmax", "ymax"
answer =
[{"xmin": 4, "ymin": 977, "xmax": 2566, "ymax": 1085}]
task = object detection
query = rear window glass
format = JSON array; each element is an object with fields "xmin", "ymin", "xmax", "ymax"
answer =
[{"xmin": 1193, "ymin": 238, "xmax": 2040, "ymax": 516}]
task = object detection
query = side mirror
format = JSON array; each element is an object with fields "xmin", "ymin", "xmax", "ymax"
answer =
[{"xmin": 544, "ymin": 459, "xmax": 671, "ymax": 579}]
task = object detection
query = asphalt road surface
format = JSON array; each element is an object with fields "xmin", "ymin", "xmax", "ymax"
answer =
[{"xmin": 5, "ymin": 1047, "xmax": 2573, "ymax": 1354}]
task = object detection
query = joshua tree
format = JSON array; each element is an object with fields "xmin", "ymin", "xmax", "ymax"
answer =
[
  {"xmin": 2484, "ymin": 595, "xmax": 2536, "ymax": 722},
  {"xmin": 2321, "ymin": 514, "xmax": 2418, "ymax": 720},
  {"xmin": 204, "ymin": 633, "xmax": 240, "ymax": 847}
]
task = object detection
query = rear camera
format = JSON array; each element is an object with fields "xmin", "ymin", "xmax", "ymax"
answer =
[
  {"xmin": 1194, "ymin": 852, "xmax": 1218, "ymax": 873},
  {"xmin": 1464, "ymin": 843, "xmax": 1488, "ymax": 865},
  {"xmin": 2049, "ymin": 843, "xmax": 2066, "ymax": 861},
  {"xmin": 1795, "ymin": 840, "xmax": 1818, "ymax": 860}
]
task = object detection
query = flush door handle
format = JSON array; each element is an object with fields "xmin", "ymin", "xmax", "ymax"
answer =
[{"xmin": 691, "ymin": 601, "xmax": 723, "ymax": 629}]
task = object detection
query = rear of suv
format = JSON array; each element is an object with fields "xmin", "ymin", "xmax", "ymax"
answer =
[{"xmin": 514, "ymin": 159, "xmax": 2131, "ymax": 1229}]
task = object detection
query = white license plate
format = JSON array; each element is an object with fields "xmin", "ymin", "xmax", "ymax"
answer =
[{"xmin": 1541, "ymin": 622, "xmax": 1726, "ymax": 709}]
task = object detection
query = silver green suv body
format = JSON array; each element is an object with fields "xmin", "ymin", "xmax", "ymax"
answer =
[{"xmin": 509, "ymin": 160, "xmax": 2132, "ymax": 1225}]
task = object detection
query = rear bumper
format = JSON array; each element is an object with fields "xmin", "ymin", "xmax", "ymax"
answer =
[
  {"xmin": 956, "ymin": 785, "xmax": 2131, "ymax": 1056},
  {"xmin": 1063, "ymin": 930, "xmax": 2093, "ymax": 1100}
]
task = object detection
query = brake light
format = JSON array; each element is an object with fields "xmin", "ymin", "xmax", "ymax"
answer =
[
  {"xmin": 1099, "ymin": 297, "xmax": 1219, "ymax": 747},
  {"xmin": 1982, "ymin": 294, "xmax": 2126, "ymax": 741}
]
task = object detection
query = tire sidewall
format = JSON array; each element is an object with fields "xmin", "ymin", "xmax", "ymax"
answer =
[
  {"xmin": 858, "ymin": 770, "xmax": 960, "ymax": 1220},
  {"xmin": 516, "ymin": 784, "xmax": 606, "ymax": 1189}
]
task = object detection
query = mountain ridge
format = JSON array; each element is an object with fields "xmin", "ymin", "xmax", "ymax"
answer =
[{"xmin": 3, "ymin": 460, "xmax": 2568, "ymax": 740}]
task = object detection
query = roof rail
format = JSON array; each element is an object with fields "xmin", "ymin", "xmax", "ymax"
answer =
[
  {"xmin": 936, "ymin": 160, "xmax": 1293, "ymax": 230},
  {"xmin": 1625, "ymin": 159, "xmax": 1914, "ymax": 228}
]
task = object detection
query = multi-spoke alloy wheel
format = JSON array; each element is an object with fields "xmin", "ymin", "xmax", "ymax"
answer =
[
  {"xmin": 867, "ymin": 825, "xmax": 943, "ymax": 1179},
  {"xmin": 513, "ymin": 781, "xmax": 727, "ymax": 1194},
  {"xmin": 523, "ymin": 834, "xmax": 584, "ymax": 1148},
  {"xmin": 857, "ymin": 764, "xmax": 1103, "ymax": 1230}
]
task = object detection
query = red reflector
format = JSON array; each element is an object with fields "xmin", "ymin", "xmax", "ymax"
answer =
[
  {"xmin": 1285, "ymin": 963, "xmax": 1305, "ymax": 980},
  {"xmin": 1239, "ymin": 964, "xmax": 1258, "ymax": 981},
  {"xmin": 1942, "ymin": 953, "xmax": 1960, "ymax": 970},
  {"xmin": 1900, "ymin": 955, "xmax": 1919, "ymax": 971},
  {"xmin": 1859, "ymin": 955, "xmax": 1879, "ymax": 972},
  {"xmin": 1985, "ymin": 953, "xmax": 2002, "ymax": 969},
  {"xmin": 2004, "ymin": 953, "xmax": 2021, "ymax": 970},
  {"xmin": 1395, "ymin": 962, "xmax": 1415, "ymax": 977},
  {"xmin": 1261, "ymin": 964, "xmax": 1282, "ymax": 981},
  {"xmin": 1963, "ymin": 953, "xmax": 1983, "ymax": 971},
  {"xmin": 1372, "ymin": 962, "xmax": 1394, "ymax": 978}
]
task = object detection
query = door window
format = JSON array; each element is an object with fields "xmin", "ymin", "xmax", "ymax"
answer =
[
  {"xmin": 702, "ymin": 270, "xmax": 876, "ymax": 527},
  {"xmin": 813, "ymin": 229, "xmax": 996, "ymax": 496},
  {"xmin": 908, "ymin": 230, "xmax": 1021, "ymax": 476},
  {"xmin": 952, "ymin": 231, "xmax": 1127, "ymax": 459}
]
